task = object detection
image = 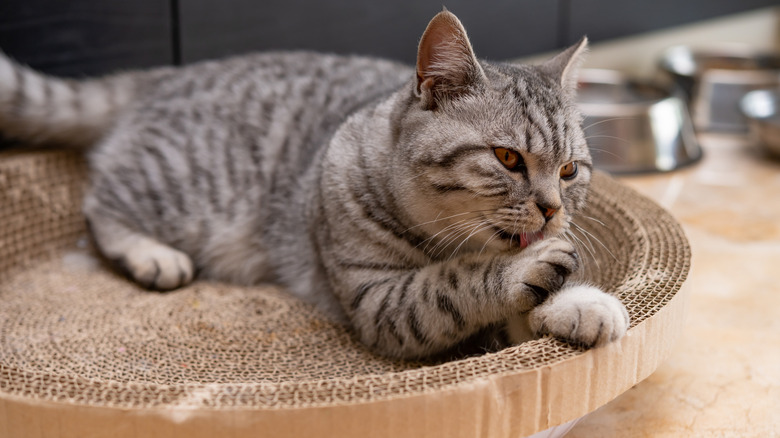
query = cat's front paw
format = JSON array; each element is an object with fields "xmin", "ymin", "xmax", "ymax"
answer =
[
  {"xmin": 510, "ymin": 238, "xmax": 579, "ymax": 309},
  {"xmin": 528, "ymin": 285, "xmax": 629, "ymax": 347},
  {"xmin": 116, "ymin": 241, "xmax": 195, "ymax": 291}
]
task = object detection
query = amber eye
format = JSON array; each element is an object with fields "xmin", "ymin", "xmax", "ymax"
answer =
[
  {"xmin": 494, "ymin": 147, "xmax": 522, "ymax": 170},
  {"xmin": 560, "ymin": 161, "xmax": 578, "ymax": 180}
]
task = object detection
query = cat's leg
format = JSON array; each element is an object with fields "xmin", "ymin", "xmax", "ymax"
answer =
[
  {"xmin": 528, "ymin": 285, "xmax": 630, "ymax": 347},
  {"xmin": 84, "ymin": 195, "xmax": 195, "ymax": 291},
  {"xmin": 338, "ymin": 237, "xmax": 583, "ymax": 358}
]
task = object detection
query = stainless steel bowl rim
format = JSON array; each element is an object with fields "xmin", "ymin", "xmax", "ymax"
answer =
[
  {"xmin": 578, "ymin": 95, "xmax": 683, "ymax": 117},
  {"xmin": 661, "ymin": 44, "xmax": 780, "ymax": 78}
]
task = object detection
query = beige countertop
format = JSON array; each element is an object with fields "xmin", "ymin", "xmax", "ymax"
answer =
[{"xmin": 568, "ymin": 133, "xmax": 780, "ymax": 437}]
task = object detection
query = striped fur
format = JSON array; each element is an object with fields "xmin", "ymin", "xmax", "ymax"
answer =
[{"xmin": 0, "ymin": 11, "xmax": 628, "ymax": 358}]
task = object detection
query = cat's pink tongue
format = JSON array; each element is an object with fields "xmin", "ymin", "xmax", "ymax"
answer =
[{"xmin": 520, "ymin": 232, "xmax": 544, "ymax": 248}]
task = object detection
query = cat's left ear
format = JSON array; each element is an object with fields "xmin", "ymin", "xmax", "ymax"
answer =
[
  {"xmin": 416, "ymin": 10, "xmax": 486, "ymax": 109},
  {"xmin": 540, "ymin": 36, "xmax": 589, "ymax": 92}
]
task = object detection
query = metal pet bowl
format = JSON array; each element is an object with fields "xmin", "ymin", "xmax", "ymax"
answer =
[
  {"xmin": 660, "ymin": 45, "xmax": 780, "ymax": 132},
  {"xmin": 740, "ymin": 88, "xmax": 780, "ymax": 158},
  {"xmin": 576, "ymin": 69, "xmax": 701, "ymax": 174}
]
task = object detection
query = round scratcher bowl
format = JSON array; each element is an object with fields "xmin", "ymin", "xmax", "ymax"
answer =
[{"xmin": 0, "ymin": 150, "xmax": 690, "ymax": 438}]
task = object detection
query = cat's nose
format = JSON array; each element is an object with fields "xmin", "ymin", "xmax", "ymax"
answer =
[{"xmin": 537, "ymin": 203, "xmax": 558, "ymax": 222}]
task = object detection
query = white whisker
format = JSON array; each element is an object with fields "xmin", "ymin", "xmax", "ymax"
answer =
[
  {"xmin": 586, "ymin": 147, "xmax": 624, "ymax": 160},
  {"xmin": 430, "ymin": 217, "xmax": 491, "ymax": 256},
  {"xmin": 568, "ymin": 224, "xmax": 597, "ymax": 256},
  {"xmin": 403, "ymin": 208, "xmax": 497, "ymax": 233},
  {"xmin": 447, "ymin": 221, "xmax": 494, "ymax": 260},
  {"xmin": 582, "ymin": 117, "xmax": 633, "ymax": 131},
  {"xmin": 507, "ymin": 213, "xmax": 521, "ymax": 251},
  {"xmin": 581, "ymin": 215, "xmax": 606, "ymax": 227},
  {"xmin": 560, "ymin": 231, "xmax": 584, "ymax": 275},
  {"xmin": 432, "ymin": 220, "xmax": 482, "ymax": 259},
  {"xmin": 421, "ymin": 217, "xmax": 481, "ymax": 253},
  {"xmin": 571, "ymin": 221, "xmax": 617, "ymax": 262},
  {"xmin": 585, "ymin": 134, "xmax": 631, "ymax": 147},
  {"xmin": 565, "ymin": 229, "xmax": 599, "ymax": 273},
  {"xmin": 478, "ymin": 229, "xmax": 503, "ymax": 257}
]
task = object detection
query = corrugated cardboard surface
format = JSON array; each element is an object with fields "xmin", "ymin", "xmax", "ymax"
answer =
[{"xmin": 0, "ymin": 286, "xmax": 688, "ymax": 438}]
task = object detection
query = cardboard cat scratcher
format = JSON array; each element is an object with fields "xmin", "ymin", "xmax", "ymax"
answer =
[{"xmin": 0, "ymin": 150, "xmax": 690, "ymax": 437}]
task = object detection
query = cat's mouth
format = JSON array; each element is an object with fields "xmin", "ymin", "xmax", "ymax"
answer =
[{"xmin": 496, "ymin": 229, "xmax": 545, "ymax": 249}]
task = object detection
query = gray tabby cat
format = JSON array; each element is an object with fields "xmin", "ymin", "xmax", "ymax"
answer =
[{"xmin": 0, "ymin": 10, "xmax": 629, "ymax": 359}]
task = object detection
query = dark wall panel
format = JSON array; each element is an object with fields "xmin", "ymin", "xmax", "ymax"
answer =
[
  {"xmin": 178, "ymin": 0, "xmax": 561, "ymax": 65},
  {"xmin": 0, "ymin": 0, "xmax": 172, "ymax": 77},
  {"xmin": 0, "ymin": 1, "xmax": 774, "ymax": 77},
  {"xmin": 566, "ymin": 0, "xmax": 777, "ymax": 45}
]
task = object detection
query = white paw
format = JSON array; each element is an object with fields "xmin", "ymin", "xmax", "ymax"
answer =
[
  {"xmin": 119, "ymin": 241, "xmax": 194, "ymax": 291},
  {"xmin": 529, "ymin": 285, "xmax": 629, "ymax": 347}
]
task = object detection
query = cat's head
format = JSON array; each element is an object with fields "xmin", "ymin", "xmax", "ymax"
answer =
[{"xmin": 393, "ymin": 10, "xmax": 591, "ymax": 257}]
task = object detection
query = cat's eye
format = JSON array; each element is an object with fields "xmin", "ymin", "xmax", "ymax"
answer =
[
  {"xmin": 560, "ymin": 161, "xmax": 578, "ymax": 180},
  {"xmin": 494, "ymin": 147, "xmax": 522, "ymax": 170}
]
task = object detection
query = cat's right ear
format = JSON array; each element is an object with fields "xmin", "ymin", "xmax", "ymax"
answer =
[
  {"xmin": 539, "ymin": 36, "xmax": 589, "ymax": 93},
  {"xmin": 415, "ymin": 10, "xmax": 485, "ymax": 109}
]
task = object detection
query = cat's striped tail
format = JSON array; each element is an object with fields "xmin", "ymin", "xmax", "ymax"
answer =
[{"xmin": 0, "ymin": 51, "xmax": 144, "ymax": 148}]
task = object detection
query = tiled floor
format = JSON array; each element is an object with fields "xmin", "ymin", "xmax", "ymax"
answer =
[{"xmin": 568, "ymin": 134, "xmax": 780, "ymax": 437}]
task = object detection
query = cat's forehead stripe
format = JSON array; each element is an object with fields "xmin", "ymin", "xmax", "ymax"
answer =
[{"xmin": 506, "ymin": 74, "xmax": 573, "ymax": 162}]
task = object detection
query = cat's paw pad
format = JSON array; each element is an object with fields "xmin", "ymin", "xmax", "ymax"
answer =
[
  {"xmin": 118, "ymin": 241, "xmax": 194, "ymax": 291},
  {"xmin": 529, "ymin": 285, "xmax": 629, "ymax": 347}
]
